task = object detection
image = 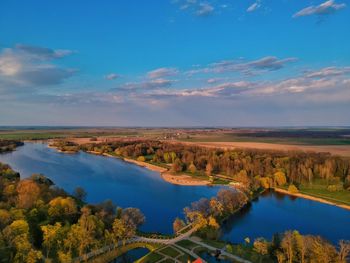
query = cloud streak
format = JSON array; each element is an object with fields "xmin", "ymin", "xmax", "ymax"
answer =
[
  {"xmin": 293, "ymin": 0, "xmax": 346, "ymax": 18},
  {"xmin": 247, "ymin": 1, "xmax": 261, "ymax": 12},
  {"xmin": 147, "ymin": 67, "xmax": 179, "ymax": 78},
  {"xmin": 187, "ymin": 56, "xmax": 298, "ymax": 76}
]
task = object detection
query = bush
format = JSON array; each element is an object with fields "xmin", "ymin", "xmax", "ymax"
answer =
[
  {"xmin": 137, "ymin": 156, "xmax": 146, "ymax": 162},
  {"xmin": 327, "ymin": 184, "xmax": 342, "ymax": 192},
  {"xmin": 288, "ymin": 184, "xmax": 299, "ymax": 194}
]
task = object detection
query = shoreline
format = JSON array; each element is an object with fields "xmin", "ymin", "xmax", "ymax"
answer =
[
  {"xmin": 37, "ymin": 143, "xmax": 350, "ymax": 209},
  {"xmin": 275, "ymin": 188, "xmax": 350, "ymax": 211},
  {"xmin": 86, "ymin": 150, "xmax": 210, "ymax": 186}
]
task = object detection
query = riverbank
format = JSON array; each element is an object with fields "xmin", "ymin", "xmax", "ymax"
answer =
[
  {"xmin": 44, "ymin": 143, "xmax": 350, "ymax": 209},
  {"xmin": 275, "ymin": 188, "xmax": 350, "ymax": 211},
  {"xmin": 161, "ymin": 172, "xmax": 210, "ymax": 186},
  {"xmin": 47, "ymin": 144, "xmax": 78, "ymax": 154},
  {"xmin": 85, "ymin": 150, "xmax": 211, "ymax": 186}
]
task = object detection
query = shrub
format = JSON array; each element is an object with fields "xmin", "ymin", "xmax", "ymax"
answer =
[
  {"xmin": 288, "ymin": 184, "xmax": 299, "ymax": 194},
  {"xmin": 137, "ymin": 156, "xmax": 146, "ymax": 162}
]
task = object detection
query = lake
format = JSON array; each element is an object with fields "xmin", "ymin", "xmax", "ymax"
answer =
[
  {"xmin": 1, "ymin": 142, "xmax": 350, "ymax": 243},
  {"xmin": 0, "ymin": 142, "xmax": 221, "ymax": 234}
]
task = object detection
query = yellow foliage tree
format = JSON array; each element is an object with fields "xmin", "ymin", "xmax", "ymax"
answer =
[{"xmin": 274, "ymin": 171, "xmax": 287, "ymax": 186}]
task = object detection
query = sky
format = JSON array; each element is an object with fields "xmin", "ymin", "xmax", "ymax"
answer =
[{"xmin": 0, "ymin": 0, "xmax": 349, "ymax": 126}]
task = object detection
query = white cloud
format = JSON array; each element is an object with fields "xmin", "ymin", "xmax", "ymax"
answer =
[
  {"xmin": 187, "ymin": 56, "xmax": 298, "ymax": 76},
  {"xmin": 105, "ymin": 73, "xmax": 119, "ymax": 80},
  {"xmin": 196, "ymin": 3, "xmax": 214, "ymax": 16},
  {"xmin": 147, "ymin": 67, "xmax": 179, "ymax": 78},
  {"xmin": 247, "ymin": 1, "xmax": 261, "ymax": 12},
  {"xmin": 0, "ymin": 44, "xmax": 76, "ymax": 91},
  {"xmin": 293, "ymin": 0, "xmax": 346, "ymax": 18},
  {"xmin": 173, "ymin": 1, "xmax": 215, "ymax": 17}
]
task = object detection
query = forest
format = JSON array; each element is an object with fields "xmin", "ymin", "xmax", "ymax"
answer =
[
  {"xmin": 1, "ymin": 139, "xmax": 350, "ymax": 262},
  {"xmin": 71, "ymin": 140, "xmax": 350, "ymax": 195}
]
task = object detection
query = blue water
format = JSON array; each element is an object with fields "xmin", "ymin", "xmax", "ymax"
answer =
[
  {"xmin": 221, "ymin": 190, "xmax": 350, "ymax": 244},
  {"xmin": 0, "ymin": 142, "xmax": 221, "ymax": 234},
  {"xmin": 1, "ymin": 142, "xmax": 350, "ymax": 244}
]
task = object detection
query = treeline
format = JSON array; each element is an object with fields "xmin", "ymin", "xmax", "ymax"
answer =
[
  {"xmin": 0, "ymin": 139, "xmax": 24, "ymax": 153},
  {"xmin": 78, "ymin": 140, "xmax": 350, "ymax": 192},
  {"xmin": 0, "ymin": 162, "xmax": 145, "ymax": 263},
  {"xmin": 173, "ymin": 189, "xmax": 248, "ymax": 239},
  {"xmin": 49, "ymin": 140, "xmax": 80, "ymax": 153},
  {"xmin": 248, "ymin": 230, "xmax": 350, "ymax": 263}
]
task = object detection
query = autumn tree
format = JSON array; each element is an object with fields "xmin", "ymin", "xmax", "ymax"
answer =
[
  {"xmin": 173, "ymin": 217, "xmax": 186, "ymax": 234},
  {"xmin": 48, "ymin": 197, "xmax": 77, "ymax": 218},
  {"xmin": 338, "ymin": 240, "xmax": 350, "ymax": 263},
  {"xmin": 16, "ymin": 180, "xmax": 41, "ymax": 209},
  {"xmin": 41, "ymin": 222, "xmax": 63, "ymax": 258}
]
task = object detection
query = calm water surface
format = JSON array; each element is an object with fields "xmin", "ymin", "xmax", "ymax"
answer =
[
  {"xmin": 0, "ymin": 142, "xmax": 221, "ymax": 233},
  {"xmin": 221, "ymin": 190, "xmax": 350, "ymax": 244},
  {"xmin": 1, "ymin": 143, "xmax": 350, "ymax": 243}
]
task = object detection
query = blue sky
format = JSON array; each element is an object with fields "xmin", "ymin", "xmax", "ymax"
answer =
[{"xmin": 0, "ymin": 0, "xmax": 349, "ymax": 126}]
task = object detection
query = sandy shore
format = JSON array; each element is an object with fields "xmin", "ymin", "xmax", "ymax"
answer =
[
  {"xmin": 275, "ymin": 188, "xmax": 350, "ymax": 211},
  {"xmin": 123, "ymin": 158, "xmax": 211, "ymax": 185},
  {"xmin": 161, "ymin": 172, "xmax": 210, "ymax": 186},
  {"xmin": 123, "ymin": 158, "xmax": 168, "ymax": 173}
]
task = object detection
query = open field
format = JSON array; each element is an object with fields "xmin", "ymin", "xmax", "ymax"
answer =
[
  {"xmin": 177, "ymin": 141, "xmax": 350, "ymax": 157},
  {"xmin": 2, "ymin": 127, "xmax": 350, "ymax": 157}
]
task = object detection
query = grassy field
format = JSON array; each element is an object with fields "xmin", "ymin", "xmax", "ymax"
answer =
[
  {"xmin": 87, "ymin": 242, "xmax": 161, "ymax": 263},
  {"xmin": 158, "ymin": 246, "xmax": 181, "ymax": 258},
  {"xmin": 298, "ymin": 185, "xmax": 350, "ymax": 206},
  {"xmin": 136, "ymin": 251, "xmax": 164, "ymax": 263},
  {"xmin": 176, "ymin": 239, "xmax": 199, "ymax": 250},
  {"xmin": 280, "ymin": 180, "xmax": 350, "ymax": 206}
]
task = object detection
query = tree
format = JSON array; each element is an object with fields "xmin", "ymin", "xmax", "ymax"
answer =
[
  {"xmin": 173, "ymin": 218, "xmax": 186, "ymax": 234},
  {"xmin": 73, "ymin": 187, "xmax": 87, "ymax": 202},
  {"xmin": 188, "ymin": 162, "xmax": 197, "ymax": 174},
  {"xmin": 121, "ymin": 208, "xmax": 145, "ymax": 234},
  {"xmin": 16, "ymin": 180, "xmax": 41, "ymax": 209},
  {"xmin": 207, "ymin": 216, "xmax": 219, "ymax": 229},
  {"xmin": 309, "ymin": 236, "xmax": 338, "ymax": 263},
  {"xmin": 281, "ymin": 231, "xmax": 294, "ymax": 263},
  {"xmin": 338, "ymin": 240, "xmax": 350, "ymax": 263},
  {"xmin": 288, "ymin": 184, "xmax": 298, "ymax": 194},
  {"xmin": 217, "ymin": 189, "xmax": 248, "ymax": 214},
  {"xmin": 274, "ymin": 171, "xmax": 287, "ymax": 186},
  {"xmin": 172, "ymin": 158, "xmax": 183, "ymax": 173},
  {"xmin": 293, "ymin": 230, "xmax": 306, "ymax": 263},
  {"xmin": 205, "ymin": 162, "xmax": 213, "ymax": 177},
  {"xmin": 0, "ymin": 209, "xmax": 11, "ymax": 229},
  {"xmin": 183, "ymin": 209, "xmax": 207, "ymax": 229},
  {"xmin": 3, "ymin": 219, "xmax": 42, "ymax": 263},
  {"xmin": 209, "ymin": 198, "xmax": 224, "ymax": 217},
  {"xmin": 41, "ymin": 222, "xmax": 62, "ymax": 258},
  {"xmin": 254, "ymin": 238, "xmax": 269, "ymax": 263},
  {"xmin": 48, "ymin": 197, "xmax": 77, "ymax": 218},
  {"xmin": 137, "ymin": 156, "xmax": 146, "ymax": 162},
  {"xmin": 112, "ymin": 218, "xmax": 128, "ymax": 245}
]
